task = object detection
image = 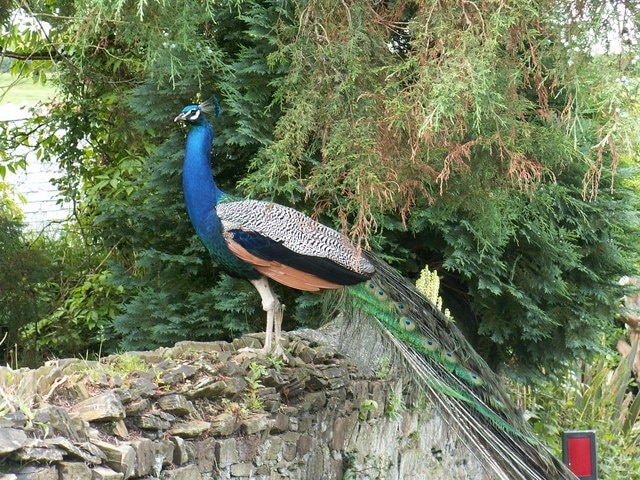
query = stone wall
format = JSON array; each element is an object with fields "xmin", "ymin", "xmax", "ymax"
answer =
[{"xmin": 0, "ymin": 327, "xmax": 485, "ymax": 480}]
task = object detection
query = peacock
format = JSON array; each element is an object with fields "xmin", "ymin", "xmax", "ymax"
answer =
[{"xmin": 174, "ymin": 99, "xmax": 577, "ymax": 480}]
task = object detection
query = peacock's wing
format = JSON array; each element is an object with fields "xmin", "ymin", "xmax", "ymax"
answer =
[{"xmin": 217, "ymin": 200, "xmax": 374, "ymax": 291}]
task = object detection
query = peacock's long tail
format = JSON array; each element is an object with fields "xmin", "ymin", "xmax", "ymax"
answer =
[{"xmin": 341, "ymin": 254, "xmax": 575, "ymax": 480}]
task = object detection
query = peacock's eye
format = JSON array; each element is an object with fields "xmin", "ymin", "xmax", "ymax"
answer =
[{"xmin": 188, "ymin": 108, "xmax": 200, "ymax": 120}]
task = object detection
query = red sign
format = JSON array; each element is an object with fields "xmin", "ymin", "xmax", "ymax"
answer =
[{"xmin": 562, "ymin": 431, "xmax": 597, "ymax": 480}]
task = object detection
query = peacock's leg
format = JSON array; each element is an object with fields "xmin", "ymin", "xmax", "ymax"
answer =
[
  {"xmin": 249, "ymin": 277, "xmax": 284, "ymax": 356},
  {"xmin": 273, "ymin": 298, "xmax": 282, "ymax": 348}
]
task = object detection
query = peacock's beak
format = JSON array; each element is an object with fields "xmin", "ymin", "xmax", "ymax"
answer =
[{"xmin": 174, "ymin": 112, "xmax": 187, "ymax": 122}]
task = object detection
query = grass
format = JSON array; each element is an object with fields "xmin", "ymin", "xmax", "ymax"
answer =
[{"xmin": 0, "ymin": 72, "xmax": 57, "ymax": 106}]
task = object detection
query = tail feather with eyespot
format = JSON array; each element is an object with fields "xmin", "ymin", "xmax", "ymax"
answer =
[{"xmin": 339, "ymin": 254, "xmax": 576, "ymax": 480}]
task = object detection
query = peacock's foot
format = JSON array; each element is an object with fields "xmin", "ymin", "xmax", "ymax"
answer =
[
  {"xmin": 268, "ymin": 343, "xmax": 288, "ymax": 361},
  {"xmin": 237, "ymin": 343, "xmax": 289, "ymax": 363},
  {"xmin": 237, "ymin": 346, "xmax": 262, "ymax": 354}
]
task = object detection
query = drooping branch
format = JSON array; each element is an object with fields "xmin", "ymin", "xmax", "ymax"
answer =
[{"xmin": 0, "ymin": 48, "xmax": 60, "ymax": 61}]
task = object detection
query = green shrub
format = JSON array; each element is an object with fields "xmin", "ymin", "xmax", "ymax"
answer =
[{"xmin": 524, "ymin": 348, "xmax": 640, "ymax": 479}]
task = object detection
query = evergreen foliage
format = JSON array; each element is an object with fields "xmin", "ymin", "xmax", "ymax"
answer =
[
  {"xmin": 1, "ymin": 0, "xmax": 638, "ymax": 376},
  {"xmin": 410, "ymin": 165, "xmax": 640, "ymax": 370}
]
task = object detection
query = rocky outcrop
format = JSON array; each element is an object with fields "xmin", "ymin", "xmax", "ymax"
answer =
[{"xmin": 0, "ymin": 326, "xmax": 484, "ymax": 479}]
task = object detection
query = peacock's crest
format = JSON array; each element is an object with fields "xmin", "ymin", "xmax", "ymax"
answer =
[{"xmin": 199, "ymin": 96, "xmax": 221, "ymax": 118}]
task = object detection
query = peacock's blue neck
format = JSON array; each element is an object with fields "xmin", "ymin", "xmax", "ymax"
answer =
[
  {"xmin": 182, "ymin": 119, "xmax": 224, "ymax": 236},
  {"xmin": 181, "ymin": 116, "xmax": 259, "ymax": 279}
]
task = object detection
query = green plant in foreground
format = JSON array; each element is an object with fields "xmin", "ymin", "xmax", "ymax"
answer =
[
  {"xmin": 76, "ymin": 353, "xmax": 151, "ymax": 383},
  {"xmin": 221, "ymin": 399, "xmax": 250, "ymax": 419},
  {"xmin": 358, "ymin": 399, "xmax": 379, "ymax": 421},
  {"xmin": 244, "ymin": 362, "xmax": 268, "ymax": 411},
  {"xmin": 385, "ymin": 389, "xmax": 406, "ymax": 421},
  {"xmin": 111, "ymin": 354, "xmax": 150, "ymax": 375},
  {"xmin": 266, "ymin": 353, "xmax": 285, "ymax": 372}
]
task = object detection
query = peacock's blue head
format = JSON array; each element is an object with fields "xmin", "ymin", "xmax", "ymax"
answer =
[
  {"xmin": 174, "ymin": 104, "xmax": 205, "ymax": 124},
  {"xmin": 175, "ymin": 98, "xmax": 221, "ymax": 125}
]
